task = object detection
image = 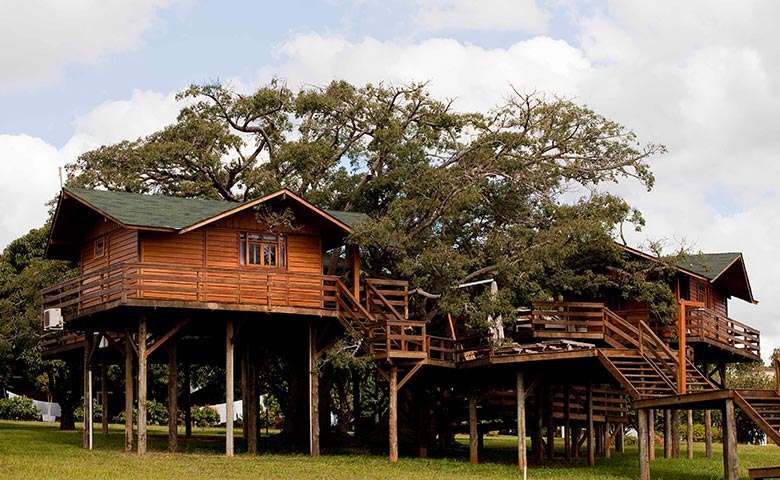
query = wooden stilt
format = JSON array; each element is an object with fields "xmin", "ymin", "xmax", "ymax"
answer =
[
  {"xmin": 546, "ymin": 385, "xmax": 554, "ymax": 461},
  {"xmin": 643, "ymin": 410, "xmax": 653, "ymax": 461},
  {"xmin": 168, "ymin": 340, "xmax": 178, "ymax": 452},
  {"xmin": 469, "ymin": 388, "xmax": 478, "ymax": 464},
  {"xmin": 101, "ymin": 358, "xmax": 108, "ymax": 436},
  {"xmin": 137, "ymin": 317, "xmax": 147, "ymax": 455},
  {"xmin": 183, "ymin": 362, "xmax": 192, "ymax": 437},
  {"xmin": 704, "ymin": 409, "xmax": 713, "ymax": 459},
  {"xmin": 225, "ymin": 319, "xmax": 234, "ymax": 457},
  {"xmin": 638, "ymin": 409, "xmax": 650, "ymax": 480},
  {"xmin": 100, "ymin": 355, "xmax": 108, "ymax": 435},
  {"xmin": 517, "ymin": 370, "xmax": 527, "ymax": 475},
  {"xmin": 533, "ymin": 389, "xmax": 543, "ymax": 463},
  {"xmin": 563, "ymin": 385, "xmax": 571, "ymax": 462},
  {"xmin": 83, "ymin": 329, "xmax": 94, "ymax": 450},
  {"xmin": 587, "ymin": 379, "xmax": 594, "ymax": 467},
  {"xmin": 241, "ymin": 344, "xmax": 248, "ymax": 443},
  {"xmin": 310, "ymin": 323, "xmax": 320, "ymax": 458},
  {"xmin": 722, "ymin": 399, "xmax": 738, "ymax": 480},
  {"xmin": 572, "ymin": 428, "xmax": 579, "ymax": 458},
  {"xmin": 605, "ymin": 420, "xmax": 612, "ymax": 459},
  {"xmin": 686, "ymin": 409, "xmax": 693, "ymax": 459},
  {"xmin": 663, "ymin": 409, "xmax": 671, "ymax": 459},
  {"xmin": 615, "ymin": 423, "xmax": 624, "ymax": 453},
  {"xmin": 671, "ymin": 409, "xmax": 680, "ymax": 458},
  {"xmin": 389, "ymin": 366, "xmax": 398, "ymax": 463},
  {"xmin": 246, "ymin": 344, "xmax": 258, "ymax": 455},
  {"xmin": 125, "ymin": 334, "xmax": 134, "ymax": 452},
  {"xmin": 417, "ymin": 386, "xmax": 428, "ymax": 458}
]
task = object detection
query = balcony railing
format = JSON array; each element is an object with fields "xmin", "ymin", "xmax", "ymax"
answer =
[
  {"xmin": 42, "ymin": 262, "xmax": 347, "ymax": 316},
  {"xmin": 686, "ymin": 306, "xmax": 760, "ymax": 359}
]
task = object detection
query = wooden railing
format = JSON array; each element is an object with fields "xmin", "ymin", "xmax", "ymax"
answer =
[
  {"xmin": 42, "ymin": 263, "xmax": 344, "ymax": 314},
  {"xmin": 367, "ymin": 318, "xmax": 427, "ymax": 358},
  {"xmin": 686, "ymin": 306, "xmax": 760, "ymax": 359},
  {"xmin": 365, "ymin": 278, "xmax": 408, "ymax": 321},
  {"xmin": 478, "ymin": 385, "xmax": 629, "ymax": 422},
  {"xmin": 515, "ymin": 302, "xmax": 605, "ymax": 336}
]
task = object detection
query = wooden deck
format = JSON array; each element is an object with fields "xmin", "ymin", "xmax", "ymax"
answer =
[{"xmin": 685, "ymin": 305, "xmax": 760, "ymax": 360}]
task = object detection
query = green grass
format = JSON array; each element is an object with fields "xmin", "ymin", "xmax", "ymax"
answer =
[{"xmin": 0, "ymin": 421, "xmax": 777, "ymax": 479}]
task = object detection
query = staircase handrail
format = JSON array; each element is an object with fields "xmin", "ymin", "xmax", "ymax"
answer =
[
  {"xmin": 603, "ymin": 307, "xmax": 682, "ymax": 389},
  {"xmin": 365, "ymin": 278, "xmax": 406, "ymax": 322},
  {"xmin": 334, "ymin": 279, "xmax": 373, "ymax": 334}
]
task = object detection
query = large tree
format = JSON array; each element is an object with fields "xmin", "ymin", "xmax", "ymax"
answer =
[{"xmin": 67, "ymin": 80, "xmax": 665, "ymax": 325}]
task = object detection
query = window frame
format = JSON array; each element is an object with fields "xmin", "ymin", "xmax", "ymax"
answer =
[
  {"xmin": 239, "ymin": 232, "xmax": 286, "ymax": 268},
  {"xmin": 94, "ymin": 237, "xmax": 106, "ymax": 259}
]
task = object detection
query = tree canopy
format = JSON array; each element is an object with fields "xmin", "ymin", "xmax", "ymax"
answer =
[{"xmin": 67, "ymin": 79, "xmax": 667, "ymax": 329}]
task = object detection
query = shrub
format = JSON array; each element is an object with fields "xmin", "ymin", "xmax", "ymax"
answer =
[
  {"xmin": 111, "ymin": 400, "xmax": 169, "ymax": 426},
  {"xmin": 73, "ymin": 400, "xmax": 101, "ymax": 423},
  {"xmin": 190, "ymin": 405, "xmax": 220, "ymax": 427},
  {"xmin": 0, "ymin": 396, "xmax": 40, "ymax": 421}
]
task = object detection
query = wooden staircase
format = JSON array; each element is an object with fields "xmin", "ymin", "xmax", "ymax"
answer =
[
  {"xmin": 734, "ymin": 390, "xmax": 780, "ymax": 446},
  {"xmin": 599, "ymin": 308, "xmax": 714, "ymax": 399},
  {"xmin": 333, "ymin": 278, "xmax": 427, "ymax": 361}
]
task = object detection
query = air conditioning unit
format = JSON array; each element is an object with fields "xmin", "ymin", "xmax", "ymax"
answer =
[{"xmin": 43, "ymin": 308, "xmax": 63, "ymax": 331}]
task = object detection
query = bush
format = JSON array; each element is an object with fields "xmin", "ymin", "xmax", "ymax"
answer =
[
  {"xmin": 111, "ymin": 400, "xmax": 169, "ymax": 426},
  {"xmin": 189, "ymin": 405, "xmax": 220, "ymax": 427},
  {"xmin": 691, "ymin": 423, "xmax": 722, "ymax": 442},
  {"xmin": 0, "ymin": 396, "xmax": 40, "ymax": 421},
  {"xmin": 73, "ymin": 400, "xmax": 102, "ymax": 423}
]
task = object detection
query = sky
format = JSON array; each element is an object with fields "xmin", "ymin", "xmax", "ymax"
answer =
[{"xmin": 1, "ymin": 0, "xmax": 778, "ymax": 361}]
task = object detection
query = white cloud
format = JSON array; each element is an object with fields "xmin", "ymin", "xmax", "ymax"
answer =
[
  {"xmin": 0, "ymin": 89, "xmax": 181, "ymax": 250},
  {"xmin": 261, "ymin": 33, "xmax": 591, "ymax": 112},
  {"xmin": 0, "ymin": 0, "xmax": 175, "ymax": 91},
  {"xmin": 411, "ymin": 0, "xmax": 550, "ymax": 34},
  {"xmin": 0, "ymin": 135, "xmax": 61, "ymax": 245}
]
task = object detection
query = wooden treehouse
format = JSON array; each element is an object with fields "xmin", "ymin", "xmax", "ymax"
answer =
[{"xmin": 40, "ymin": 188, "xmax": 775, "ymax": 480}]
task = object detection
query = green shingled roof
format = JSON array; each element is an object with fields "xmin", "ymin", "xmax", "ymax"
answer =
[
  {"xmin": 64, "ymin": 187, "xmax": 368, "ymax": 230},
  {"xmin": 66, "ymin": 187, "xmax": 238, "ymax": 230},
  {"xmin": 675, "ymin": 252, "xmax": 742, "ymax": 280},
  {"xmin": 323, "ymin": 209, "xmax": 370, "ymax": 228}
]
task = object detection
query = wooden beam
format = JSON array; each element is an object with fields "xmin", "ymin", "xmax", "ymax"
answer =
[
  {"xmin": 397, "ymin": 362, "xmax": 424, "ymax": 391},
  {"xmin": 144, "ymin": 318, "xmax": 190, "ymax": 359},
  {"xmin": 124, "ymin": 332, "xmax": 134, "ymax": 452},
  {"xmin": 638, "ymin": 409, "xmax": 650, "ymax": 480},
  {"xmin": 469, "ymin": 388, "xmax": 478, "ymax": 464},
  {"xmin": 351, "ymin": 246, "xmax": 360, "ymax": 300},
  {"xmin": 389, "ymin": 366, "xmax": 398, "ymax": 463},
  {"xmin": 245, "ymin": 344, "xmax": 258, "ymax": 455},
  {"xmin": 545, "ymin": 385, "xmax": 554, "ymax": 461},
  {"xmin": 183, "ymin": 363, "xmax": 192, "ymax": 437},
  {"xmin": 722, "ymin": 399, "xmax": 738, "ymax": 480},
  {"xmin": 310, "ymin": 322, "xmax": 320, "ymax": 458},
  {"xmin": 137, "ymin": 316, "xmax": 147, "ymax": 455},
  {"xmin": 663, "ymin": 409, "xmax": 671, "ymax": 459},
  {"xmin": 517, "ymin": 370, "xmax": 527, "ymax": 475},
  {"xmin": 99, "ymin": 330, "xmax": 125, "ymax": 358},
  {"xmin": 648, "ymin": 408, "xmax": 655, "ymax": 461},
  {"xmin": 605, "ymin": 420, "xmax": 612, "ymax": 459},
  {"xmin": 615, "ymin": 423, "xmax": 624, "ymax": 453},
  {"xmin": 686, "ymin": 409, "xmax": 693, "ymax": 459},
  {"xmin": 563, "ymin": 384, "xmax": 571, "ymax": 462},
  {"xmin": 83, "ymin": 329, "xmax": 94, "ymax": 450},
  {"xmin": 671, "ymin": 409, "xmax": 680, "ymax": 458},
  {"xmin": 587, "ymin": 379, "xmax": 595, "ymax": 467},
  {"xmin": 225, "ymin": 319, "xmax": 235, "ymax": 457},
  {"xmin": 168, "ymin": 341, "xmax": 178, "ymax": 452},
  {"xmin": 123, "ymin": 328, "xmax": 139, "ymax": 358},
  {"xmin": 101, "ymin": 358, "xmax": 108, "ymax": 436},
  {"xmin": 704, "ymin": 409, "xmax": 713, "ymax": 458}
]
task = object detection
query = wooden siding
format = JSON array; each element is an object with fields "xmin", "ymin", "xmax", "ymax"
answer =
[
  {"xmin": 205, "ymin": 228, "xmax": 238, "ymax": 268},
  {"xmin": 212, "ymin": 209, "xmax": 318, "ymax": 235},
  {"xmin": 284, "ymin": 234, "xmax": 323, "ymax": 307},
  {"xmin": 141, "ymin": 231, "xmax": 205, "ymax": 266}
]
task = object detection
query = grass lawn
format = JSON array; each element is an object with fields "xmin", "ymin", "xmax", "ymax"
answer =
[{"xmin": 0, "ymin": 421, "xmax": 777, "ymax": 479}]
